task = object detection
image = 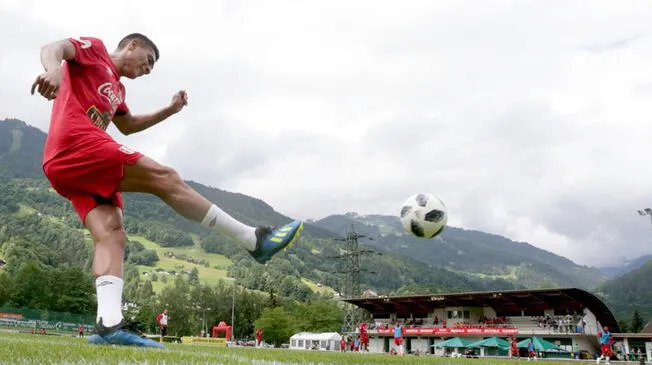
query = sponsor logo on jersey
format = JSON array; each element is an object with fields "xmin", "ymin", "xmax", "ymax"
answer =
[
  {"xmin": 97, "ymin": 82, "xmax": 122, "ymax": 113},
  {"xmin": 118, "ymin": 146, "xmax": 135, "ymax": 155}
]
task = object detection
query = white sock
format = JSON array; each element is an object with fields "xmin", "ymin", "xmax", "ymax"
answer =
[
  {"xmin": 201, "ymin": 204, "xmax": 257, "ymax": 251},
  {"xmin": 95, "ymin": 275, "xmax": 124, "ymax": 327}
]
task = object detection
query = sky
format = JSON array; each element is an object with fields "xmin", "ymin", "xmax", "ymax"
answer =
[{"xmin": 1, "ymin": 0, "xmax": 652, "ymax": 267}]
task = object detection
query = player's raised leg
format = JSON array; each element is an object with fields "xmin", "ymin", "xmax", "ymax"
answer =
[
  {"xmin": 84, "ymin": 205, "xmax": 164, "ymax": 348},
  {"xmin": 119, "ymin": 156, "xmax": 303, "ymax": 264}
]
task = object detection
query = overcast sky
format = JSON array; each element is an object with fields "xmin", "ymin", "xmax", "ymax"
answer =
[{"xmin": 1, "ymin": 0, "xmax": 652, "ymax": 267}]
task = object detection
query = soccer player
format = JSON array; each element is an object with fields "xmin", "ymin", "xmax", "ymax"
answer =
[
  {"xmin": 156, "ymin": 309, "xmax": 169, "ymax": 344},
  {"xmin": 596, "ymin": 326, "xmax": 613, "ymax": 364},
  {"xmin": 31, "ymin": 34, "xmax": 304, "ymax": 348},
  {"xmin": 510, "ymin": 336, "xmax": 519, "ymax": 359},
  {"xmin": 527, "ymin": 340, "xmax": 537, "ymax": 361},
  {"xmin": 393, "ymin": 322, "xmax": 404, "ymax": 355},
  {"xmin": 359, "ymin": 322, "xmax": 369, "ymax": 352}
]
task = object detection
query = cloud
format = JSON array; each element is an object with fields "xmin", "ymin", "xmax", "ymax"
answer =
[
  {"xmin": 582, "ymin": 34, "xmax": 645, "ymax": 53},
  {"xmin": 2, "ymin": 0, "xmax": 652, "ymax": 266}
]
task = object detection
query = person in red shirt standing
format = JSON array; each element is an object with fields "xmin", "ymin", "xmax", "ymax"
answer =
[
  {"xmin": 255, "ymin": 328, "xmax": 263, "ymax": 347},
  {"xmin": 510, "ymin": 337, "xmax": 519, "ymax": 359},
  {"xmin": 78, "ymin": 324, "xmax": 85, "ymax": 338},
  {"xmin": 359, "ymin": 322, "xmax": 369, "ymax": 352},
  {"xmin": 31, "ymin": 34, "xmax": 304, "ymax": 348},
  {"xmin": 156, "ymin": 309, "xmax": 169, "ymax": 344}
]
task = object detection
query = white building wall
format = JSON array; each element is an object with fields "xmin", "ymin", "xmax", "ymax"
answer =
[
  {"xmin": 432, "ymin": 309, "xmax": 446, "ymax": 324},
  {"xmin": 410, "ymin": 338, "xmax": 429, "ymax": 354},
  {"xmin": 582, "ymin": 310, "xmax": 600, "ymax": 335},
  {"xmin": 369, "ymin": 338, "xmax": 385, "ymax": 353},
  {"xmin": 573, "ymin": 336, "xmax": 594, "ymax": 353}
]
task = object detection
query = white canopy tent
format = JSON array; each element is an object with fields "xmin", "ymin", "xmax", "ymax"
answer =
[{"xmin": 289, "ymin": 332, "xmax": 341, "ymax": 351}]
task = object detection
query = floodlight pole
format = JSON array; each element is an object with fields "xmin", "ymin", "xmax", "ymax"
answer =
[{"xmin": 231, "ymin": 285, "xmax": 235, "ymax": 342}]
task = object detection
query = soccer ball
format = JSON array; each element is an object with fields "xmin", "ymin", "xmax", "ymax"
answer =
[{"xmin": 400, "ymin": 193, "xmax": 448, "ymax": 238}]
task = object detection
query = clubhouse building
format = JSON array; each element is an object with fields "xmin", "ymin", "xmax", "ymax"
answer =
[{"xmin": 344, "ymin": 288, "xmax": 651, "ymax": 360}]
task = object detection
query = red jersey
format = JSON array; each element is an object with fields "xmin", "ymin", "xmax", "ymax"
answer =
[{"xmin": 43, "ymin": 37, "xmax": 129, "ymax": 165}]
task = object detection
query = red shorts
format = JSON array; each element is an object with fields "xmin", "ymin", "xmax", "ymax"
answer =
[
  {"xmin": 394, "ymin": 337, "xmax": 403, "ymax": 346},
  {"xmin": 600, "ymin": 344, "xmax": 612, "ymax": 356},
  {"xmin": 43, "ymin": 139, "xmax": 142, "ymax": 223}
]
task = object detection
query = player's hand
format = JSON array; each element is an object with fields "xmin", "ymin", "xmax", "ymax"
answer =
[
  {"xmin": 169, "ymin": 90, "xmax": 188, "ymax": 114},
  {"xmin": 31, "ymin": 68, "xmax": 63, "ymax": 100}
]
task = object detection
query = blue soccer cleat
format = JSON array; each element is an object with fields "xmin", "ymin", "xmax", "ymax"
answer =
[
  {"xmin": 87, "ymin": 334, "xmax": 107, "ymax": 345},
  {"xmin": 88, "ymin": 318, "xmax": 164, "ymax": 348},
  {"xmin": 99, "ymin": 329, "xmax": 165, "ymax": 348},
  {"xmin": 250, "ymin": 220, "xmax": 304, "ymax": 264}
]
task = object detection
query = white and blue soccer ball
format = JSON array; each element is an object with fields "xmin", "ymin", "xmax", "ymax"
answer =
[{"xmin": 400, "ymin": 193, "xmax": 448, "ymax": 238}]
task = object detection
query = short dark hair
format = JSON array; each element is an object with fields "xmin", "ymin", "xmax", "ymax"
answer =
[{"xmin": 117, "ymin": 33, "xmax": 159, "ymax": 61}]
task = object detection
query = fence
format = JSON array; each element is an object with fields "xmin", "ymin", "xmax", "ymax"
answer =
[{"xmin": 0, "ymin": 306, "xmax": 95, "ymax": 333}]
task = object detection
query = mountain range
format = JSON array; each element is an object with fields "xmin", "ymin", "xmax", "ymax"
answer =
[
  {"xmin": 597, "ymin": 254, "xmax": 652, "ymax": 278},
  {"xmin": 0, "ymin": 118, "xmax": 650, "ymax": 323}
]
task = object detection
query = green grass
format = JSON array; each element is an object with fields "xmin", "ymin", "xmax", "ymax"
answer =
[
  {"xmin": 0, "ymin": 331, "xmax": 580, "ymax": 365},
  {"xmin": 14, "ymin": 203, "xmax": 36, "ymax": 217},
  {"xmin": 301, "ymin": 278, "xmax": 336, "ymax": 296},
  {"xmin": 451, "ymin": 265, "xmax": 519, "ymax": 282},
  {"xmin": 130, "ymin": 235, "xmax": 231, "ymax": 290}
]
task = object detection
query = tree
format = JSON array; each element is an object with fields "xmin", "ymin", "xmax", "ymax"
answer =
[
  {"xmin": 127, "ymin": 249, "xmax": 159, "ymax": 266},
  {"xmin": 49, "ymin": 266, "xmax": 94, "ymax": 314},
  {"xmin": 10, "ymin": 261, "xmax": 51, "ymax": 308},
  {"xmin": 631, "ymin": 309, "xmax": 644, "ymax": 333},
  {"xmin": 0, "ymin": 272, "xmax": 12, "ymax": 306},
  {"xmin": 295, "ymin": 300, "xmax": 344, "ymax": 333},
  {"xmin": 617, "ymin": 319, "xmax": 630, "ymax": 333},
  {"xmin": 157, "ymin": 275, "xmax": 194, "ymax": 336},
  {"xmin": 188, "ymin": 267, "xmax": 199, "ymax": 285},
  {"xmin": 254, "ymin": 307, "xmax": 296, "ymax": 347}
]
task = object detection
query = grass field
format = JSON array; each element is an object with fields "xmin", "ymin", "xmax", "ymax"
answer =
[
  {"xmin": 130, "ymin": 235, "xmax": 231, "ymax": 287},
  {"xmin": 0, "ymin": 331, "xmax": 590, "ymax": 365}
]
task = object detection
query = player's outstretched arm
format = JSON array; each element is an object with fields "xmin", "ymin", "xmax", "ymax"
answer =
[
  {"xmin": 30, "ymin": 39, "xmax": 76, "ymax": 100},
  {"xmin": 113, "ymin": 90, "xmax": 188, "ymax": 135}
]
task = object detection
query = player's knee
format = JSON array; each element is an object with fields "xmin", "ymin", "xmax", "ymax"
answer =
[
  {"xmin": 96, "ymin": 222, "xmax": 126, "ymax": 246},
  {"xmin": 87, "ymin": 206, "xmax": 126, "ymax": 244},
  {"xmin": 151, "ymin": 165, "xmax": 185, "ymax": 196}
]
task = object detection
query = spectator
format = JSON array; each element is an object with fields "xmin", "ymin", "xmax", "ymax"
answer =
[{"xmin": 156, "ymin": 309, "xmax": 169, "ymax": 344}]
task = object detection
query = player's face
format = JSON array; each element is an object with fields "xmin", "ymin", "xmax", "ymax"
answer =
[{"xmin": 123, "ymin": 41, "xmax": 156, "ymax": 79}]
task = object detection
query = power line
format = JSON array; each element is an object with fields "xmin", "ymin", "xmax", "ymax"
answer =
[{"xmin": 331, "ymin": 224, "xmax": 380, "ymax": 333}]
